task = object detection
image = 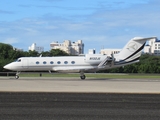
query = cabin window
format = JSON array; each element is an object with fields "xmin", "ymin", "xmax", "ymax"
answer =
[
  {"xmin": 50, "ymin": 61, "xmax": 54, "ymax": 64},
  {"xmin": 71, "ymin": 61, "xmax": 75, "ymax": 64},
  {"xmin": 64, "ymin": 61, "xmax": 68, "ymax": 64},
  {"xmin": 43, "ymin": 61, "xmax": 47, "ymax": 64},
  {"xmin": 57, "ymin": 61, "xmax": 61, "ymax": 64},
  {"xmin": 36, "ymin": 61, "xmax": 39, "ymax": 64}
]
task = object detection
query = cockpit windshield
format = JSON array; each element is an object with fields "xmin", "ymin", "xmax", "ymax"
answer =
[{"xmin": 16, "ymin": 59, "xmax": 21, "ymax": 62}]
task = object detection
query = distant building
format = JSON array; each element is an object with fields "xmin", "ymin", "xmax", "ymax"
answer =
[
  {"xmin": 100, "ymin": 49, "xmax": 121, "ymax": 55},
  {"xmin": 144, "ymin": 38, "xmax": 160, "ymax": 55},
  {"xmin": 28, "ymin": 43, "xmax": 44, "ymax": 53},
  {"xmin": 50, "ymin": 40, "xmax": 84, "ymax": 55},
  {"xmin": 88, "ymin": 49, "xmax": 96, "ymax": 54}
]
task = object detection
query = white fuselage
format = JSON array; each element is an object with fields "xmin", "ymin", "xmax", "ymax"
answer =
[
  {"xmin": 3, "ymin": 53, "xmax": 139, "ymax": 72},
  {"xmin": 4, "ymin": 54, "xmax": 107, "ymax": 72}
]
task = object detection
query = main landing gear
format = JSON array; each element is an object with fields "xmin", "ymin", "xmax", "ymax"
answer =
[
  {"xmin": 80, "ymin": 71, "xmax": 86, "ymax": 80},
  {"xmin": 80, "ymin": 75, "xmax": 86, "ymax": 80},
  {"xmin": 15, "ymin": 71, "xmax": 21, "ymax": 79}
]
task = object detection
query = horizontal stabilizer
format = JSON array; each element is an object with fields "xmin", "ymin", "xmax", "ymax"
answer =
[{"xmin": 132, "ymin": 37, "xmax": 157, "ymax": 41}]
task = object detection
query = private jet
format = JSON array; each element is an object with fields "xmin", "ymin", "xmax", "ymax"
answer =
[{"xmin": 4, "ymin": 37, "xmax": 156, "ymax": 79}]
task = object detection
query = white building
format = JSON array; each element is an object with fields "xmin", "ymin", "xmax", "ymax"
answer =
[
  {"xmin": 144, "ymin": 38, "xmax": 160, "ymax": 55},
  {"xmin": 28, "ymin": 43, "xmax": 44, "ymax": 53},
  {"xmin": 100, "ymin": 49, "xmax": 121, "ymax": 55},
  {"xmin": 88, "ymin": 49, "xmax": 96, "ymax": 54},
  {"xmin": 50, "ymin": 40, "xmax": 84, "ymax": 55}
]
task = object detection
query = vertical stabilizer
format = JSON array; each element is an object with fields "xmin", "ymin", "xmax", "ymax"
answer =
[{"xmin": 117, "ymin": 37, "xmax": 156, "ymax": 62}]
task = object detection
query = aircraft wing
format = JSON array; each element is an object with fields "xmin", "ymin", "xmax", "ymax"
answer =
[{"xmin": 52, "ymin": 66, "xmax": 97, "ymax": 71}]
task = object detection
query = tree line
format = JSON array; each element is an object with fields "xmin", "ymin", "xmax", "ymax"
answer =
[{"xmin": 0, "ymin": 43, "xmax": 160, "ymax": 73}]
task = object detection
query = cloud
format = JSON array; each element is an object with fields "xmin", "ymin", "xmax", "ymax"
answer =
[
  {"xmin": 0, "ymin": 10, "xmax": 14, "ymax": 14},
  {"xmin": 39, "ymin": 0, "xmax": 64, "ymax": 2},
  {"xmin": 90, "ymin": 1, "xmax": 160, "ymax": 33},
  {"xmin": 3, "ymin": 38, "xmax": 19, "ymax": 44},
  {"xmin": 19, "ymin": 4, "xmax": 33, "ymax": 8},
  {"xmin": 98, "ymin": 0, "xmax": 149, "ymax": 10},
  {"xmin": 0, "ymin": 0, "xmax": 159, "ymax": 53}
]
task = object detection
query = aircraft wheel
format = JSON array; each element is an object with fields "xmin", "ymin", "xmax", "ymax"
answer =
[
  {"xmin": 80, "ymin": 75, "xmax": 86, "ymax": 80},
  {"xmin": 15, "ymin": 75, "xmax": 19, "ymax": 79}
]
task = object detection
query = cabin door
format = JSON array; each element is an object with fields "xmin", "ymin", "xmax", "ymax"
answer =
[{"xmin": 22, "ymin": 59, "xmax": 29, "ymax": 69}]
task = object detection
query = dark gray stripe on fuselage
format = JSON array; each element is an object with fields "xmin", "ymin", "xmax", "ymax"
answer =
[{"xmin": 115, "ymin": 57, "xmax": 140, "ymax": 65}]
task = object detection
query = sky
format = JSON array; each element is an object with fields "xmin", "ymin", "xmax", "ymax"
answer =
[{"xmin": 0, "ymin": 0, "xmax": 160, "ymax": 53}]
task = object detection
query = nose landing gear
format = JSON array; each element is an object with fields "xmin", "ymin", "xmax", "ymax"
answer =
[
  {"xmin": 15, "ymin": 71, "xmax": 21, "ymax": 79},
  {"xmin": 15, "ymin": 75, "xmax": 19, "ymax": 79}
]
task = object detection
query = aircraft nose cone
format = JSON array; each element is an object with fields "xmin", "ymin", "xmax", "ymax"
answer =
[
  {"xmin": 3, "ymin": 64, "xmax": 12, "ymax": 70},
  {"xmin": 3, "ymin": 65, "xmax": 7, "ymax": 69}
]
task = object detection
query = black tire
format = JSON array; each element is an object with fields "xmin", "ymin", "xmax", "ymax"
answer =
[
  {"xmin": 15, "ymin": 75, "xmax": 19, "ymax": 79},
  {"xmin": 80, "ymin": 75, "xmax": 86, "ymax": 80}
]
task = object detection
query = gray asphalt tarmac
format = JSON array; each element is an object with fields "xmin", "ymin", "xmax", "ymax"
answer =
[
  {"xmin": 0, "ymin": 92, "xmax": 160, "ymax": 120},
  {"xmin": 0, "ymin": 77, "xmax": 160, "ymax": 93},
  {"xmin": 0, "ymin": 77, "xmax": 160, "ymax": 119}
]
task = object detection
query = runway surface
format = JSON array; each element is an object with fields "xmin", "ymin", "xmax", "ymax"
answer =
[
  {"xmin": 0, "ymin": 77, "xmax": 160, "ymax": 93},
  {"xmin": 0, "ymin": 92, "xmax": 160, "ymax": 120},
  {"xmin": 0, "ymin": 77, "xmax": 160, "ymax": 119}
]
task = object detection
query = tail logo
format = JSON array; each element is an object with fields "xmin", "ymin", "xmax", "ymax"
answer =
[{"xmin": 127, "ymin": 42, "xmax": 138, "ymax": 52}]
